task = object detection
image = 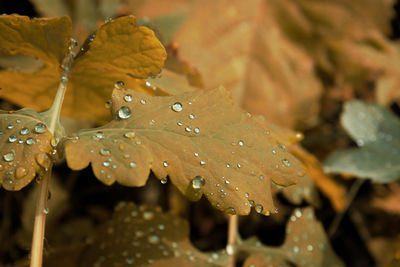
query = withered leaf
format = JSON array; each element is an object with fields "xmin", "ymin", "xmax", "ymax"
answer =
[
  {"xmin": 324, "ymin": 101, "xmax": 400, "ymax": 183},
  {"xmin": 64, "ymin": 86, "xmax": 306, "ymax": 215},
  {"xmin": 242, "ymin": 207, "xmax": 344, "ymax": 267},
  {"xmin": 0, "ymin": 108, "xmax": 54, "ymax": 190},
  {"xmin": 0, "ymin": 15, "xmax": 71, "ymax": 64},
  {"xmin": 81, "ymin": 202, "xmax": 229, "ymax": 266},
  {"xmin": 0, "ymin": 15, "xmax": 166, "ymax": 122}
]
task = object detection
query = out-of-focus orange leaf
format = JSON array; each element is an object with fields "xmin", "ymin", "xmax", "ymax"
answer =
[
  {"xmin": 0, "ymin": 108, "xmax": 54, "ymax": 190},
  {"xmin": 64, "ymin": 86, "xmax": 306, "ymax": 215},
  {"xmin": 290, "ymin": 145, "xmax": 347, "ymax": 211},
  {"xmin": 81, "ymin": 202, "xmax": 229, "ymax": 266},
  {"xmin": 0, "ymin": 15, "xmax": 167, "ymax": 123},
  {"xmin": 0, "ymin": 15, "xmax": 71, "ymax": 64}
]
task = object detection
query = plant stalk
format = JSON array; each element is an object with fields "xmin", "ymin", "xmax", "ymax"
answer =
[
  {"xmin": 227, "ymin": 215, "xmax": 241, "ymax": 267},
  {"xmin": 30, "ymin": 46, "xmax": 73, "ymax": 267}
]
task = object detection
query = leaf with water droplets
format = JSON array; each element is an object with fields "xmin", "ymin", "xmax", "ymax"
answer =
[
  {"xmin": 0, "ymin": 108, "xmax": 55, "ymax": 190},
  {"xmin": 0, "ymin": 15, "xmax": 71, "ymax": 65},
  {"xmin": 324, "ymin": 101, "xmax": 400, "ymax": 183},
  {"xmin": 81, "ymin": 202, "xmax": 229, "ymax": 266},
  {"xmin": 64, "ymin": 86, "xmax": 306, "ymax": 215},
  {"xmin": 242, "ymin": 207, "xmax": 344, "ymax": 267}
]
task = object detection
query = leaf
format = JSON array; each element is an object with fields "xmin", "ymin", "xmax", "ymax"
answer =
[
  {"xmin": 168, "ymin": 0, "xmax": 322, "ymax": 129},
  {"xmin": 0, "ymin": 15, "xmax": 71, "ymax": 64},
  {"xmin": 0, "ymin": 15, "xmax": 167, "ymax": 122},
  {"xmin": 242, "ymin": 207, "xmax": 344, "ymax": 267},
  {"xmin": 81, "ymin": 202, "xmax": 229, "ymax": 266},
  {"xmin": 0, "ymin": 108, "xmax": 54, "ymax": 190},
  {"xmin": 63, "ymin": 86, "xmax": 306, "ymax": 215},
  {"xmin": 324, "ymin": 101, "xmax": 400, "ymax": 183}
]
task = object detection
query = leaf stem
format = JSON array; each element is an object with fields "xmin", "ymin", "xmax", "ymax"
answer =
[
  {"xmin": 227, "ymin": 215, "xmax": 241, "ymax": 267},
  {"xmin": 30, "ymin": 168, "xmax": 52, "ymax": 267},
  {"xmin": 30, "ymin": 45, "xmax": 74, "ymax": 267}
]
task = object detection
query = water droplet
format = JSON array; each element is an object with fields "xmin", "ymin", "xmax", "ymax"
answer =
[
  {"xmin": 129, "ymin": 162, "xmax": 137, "ymax": 168},
  {"xmin": 117, "ymin": 106, "xmax": 131, "ymax": 119},
  {"xmin": 194, "ymin": 152, "xmax": 199, "ymax": 157},
  {"xmin": 200, "ymin": 160, "xmax": 206, "ymax": 166},
  {"xmin": 226, "ymin": 163, "xmax": 231, "ymax": 168},
  {"xmin": 237, "ymin": 163, "xmax": 242, "ymax": 168},
  {"xmin": 43, "ymin": 208, "xmax": 49, "ymax": 215},
  {"xmin": 189, "ymin": 114, "xmax": 195, "ymax": 119},
  {"xmin": 158, "ymin": 224, "xmax": 165, "ymax": 230},
  {"xmin": 272, "ymin": 149, "xmax": 277, "ymax": 155},
  {"xmin": 69, "ymin": 37, "xmax": 78, "ymax": 49},
  {"xmin": 143, "ymin": 210, "xmax": 154, "ymax": 220},
  {"xmin": 225, "ymin": 180, "xmax": 230, "ymax": 184},
  {"xmin": 282, "ymin": 159, "xmax": 291, "ymax": 167},
  {"xmin": 7, "ymin": 124, "xmax": 14, "ymax": 129},
  {"xmin": 191, "ymin": 176, "xmax": 205, "ymax": 189},
  {"xmin": 140, "ymin": 99, "xmax": 146, "ymax": 104},
  {"xmin": 293, "ymin": 246, "xmax": 300, "ymax": 253},
  {"xmin": 259, "ymin": 175, "xmax": 264, "ymax": 180},
  {"xmin": 126, "ymin": 258, "xmax": 134, "ymax": 265},
  {"xmin": 34, "ymin": 123, "xmax": 46, "ymax": 133},
  {"xmin": 185, "ymin": 126, "xmax": 191, "ymax": 132},
  {"xmin": 18, "ymin": 140, "xmax": 24, "ymax": 144},
  {"xmin": 194, "ymin": 127, "xmax": 200, "ymax": 133},
  {"xmin": 148, "ymin": 234, "xmax": 160, "ymax": 244},
  {"xmin": 249, "ymin": 200, "xmax": 255, "ymax": 207},
  {"xmin": 105, "ymin": 100, "xmax": 112, "ymax": 108},
  {"xmin": 255, "ymin": 204, "xmax": 263, "ymax": 213},
  {"xmin": 163, "ymin": 161, "xmax": 168, "ymax": 167},
  {"xmin": 226, "ymin": 207, "xmax": 236, "ymax": 215},
  {"xmin": 3, "ymin": 152, "xmax": 14, "ymax": 162},
  {"xmin": 103, "ymin": 161, "xmax": 110, "ymax": 167},
  {"xmin": 114, "ymin": 81, "xmax": 125, "ymax": 90},
  {"xmin": 124, "ymin": 131, "xmax": 135, "ymax": 138},
  {"xmin": 99, "ymin": 148, "xmax": 111, "ymax": 156},
  {"xmin": 145, "ymin": 81, "xmax": 151, "ymax": 87},
  {"xmin": 171, "ymin": 102, "xmax": 183, "ymax": 112},
  {"xmin": 8, "ymin": 135, "xmax": 17, "ymax": 143},
  {"xmin": 20, "ymin": 128, "xmax": 29, "ymax": 135},
  {"xmin": 15, "ymin": 166, "xmax": 27, "ymax": 179},
  {"xmin": 124, "ymin": 94, "xmax": 132, "ymax": 102},
  {"xmin": 4, "ymin": 178, "xmax": 13, "ymax": 185},
  {"xmin": 295, "ymin": 209, "xmax": 302, "ymax": 218},
  {"xmin": 307, "ymin": 244, "xmax": 313, "ymax": 251},
  {"xmin": 93, "ymin": 131, "xmax": 104, "ymax": 140},
  {"xmin": 238, "ymin": 140, "xmax": 244, "ymax": 146},
  {"xmin": 160, "ymin": 177, "xmax": 168, "ymax": 184}
]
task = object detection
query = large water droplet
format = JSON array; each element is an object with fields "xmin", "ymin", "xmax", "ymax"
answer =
[
  {"xmin": 226, "ymin": 207, "xmax": 236, "ymax": 215},
  {"xmin": 103, "ymin": 161, "xmax": 110, "ymax": 167},
  {"xmin": 3, "ymin": 152, "xmax": 14, "ymax": 162},
  {"xmin": 238, "ymin": 140, "xmax": 244, "ymax": 146},
  {"xmin": 114, "ymin": 81, "xmax": 125, "ymax": 90},
  {"xmin": 124, "ymin": 94, "xmax": 132, "ymax": 102},
  {"xmin": 163, "ymin": 161, "xmax": 168, "ymax": 167},
  {"xmin": 255, "ymin": 204, "xmax": 263, "ymax": 214},
  {"xmin": 34, "ymin": 123, "xmax": 46, "ymax": 134},
  {"xmin": 93, "ymin": 131, "xmax": 105, "ymax": 140},
  {"xmin": 129, "ymin": 162, "xmax": 137, "ymax": 168},
  {"xmin": 194, "ymin": 127, "xmax": 200, "ymax": 134},
  {"xmin": 171, "ymin": 102, "xmax": 183, "ymax": 112},
  {"xmin": 160, "ymin": 177, "xmax": 168, "ymax": 184},
  {"xmin": 191, "ymin": 176, "xmax": 205, "ymax": 189},
  {"xmin": 117, "ymin": 106, "xmax": 131, "ymax": 119}
]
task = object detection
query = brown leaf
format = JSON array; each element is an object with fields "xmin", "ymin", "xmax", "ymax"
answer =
[
  {"xmin": 64, "ymin": 86, "xmax": 306, "ymax": 215},
  {"xmin": 170, "ymin": 0, "xmax": 322, "ymax": 129},
  {"xmin": 81, "ymin": 202, "xmax": 229, "ymax": 266},
  {"xmin": 0, "ymin": 108, "xmax": 53, "ymax": 190},
  {"xmin": 0, "ymin": 15, "xmax": 71, "ymax": 64},
  {"xmin": 242, "ymin": 207, "xmax": 344, "ymax": 267}
]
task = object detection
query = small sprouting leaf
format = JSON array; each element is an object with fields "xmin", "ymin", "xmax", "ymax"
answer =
[
  {"xmin": 0, "ymin": 108, "xmax": 54, "ymax": 190},
  {"xmin": 73, "ymin": 15, "xmax": 166, "ymax": 79},
  {"xmin": 324, "ymin": 101, "xmax": 400, "ymax": 183},
  {"xmin": 0, "ymin": 15, "xmax": 71, "ymax": 64},
  {"xmin": 242, "ymin": 207, "xmax": 344, "ymax": 267},
  {"xmin": 64, "ymin": 86, "xmax": 306, "ymax": 215},
  {"xmin": 81, "ymin": 202, "xmax": 228, "ymax": 266}
]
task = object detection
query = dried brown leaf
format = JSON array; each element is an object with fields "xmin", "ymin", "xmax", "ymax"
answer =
[
  {"xmin": 0, "ymin": 108, "xmax": 53, "ymax": 190},
  {"xmin": 81, "ymin": 202, "xmax": 229, "ymax": 266},
  {"xmin": 64, "ymin": 86, "xmax": 306, "ymax": 215}
]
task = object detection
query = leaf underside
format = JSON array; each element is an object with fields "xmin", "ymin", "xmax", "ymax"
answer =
[
  {"xmin": 324, "ymin": 101, "xmax": 400, "ymax": 183},
  {"xmin": 0, "ymin": 108, "xmax": 53, "ymax": 190},
  {"xmin": 64, "ymin": 86, "xmax": 306, "ymax": 215}
]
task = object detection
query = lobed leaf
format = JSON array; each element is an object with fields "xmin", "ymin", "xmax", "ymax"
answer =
[
  {"xmin": 0, "ymin": 108, "xmax": 54, "ymax": 190},
  {"xmin": 242, "ymin": 207, "xmax": 344, "ymax": 267},
  {"xmin": 64, "ymin": 86, "xmax": 306, "ymax": 215},
  {"xmin": 0, "ymin": 15, "xmax": 71, "ymax": 64},
  {"xmin": 324, "ymin": 101, "xmax": 400, "ymax": 183},
  {"xmin": 81, "ymin": 202, "xmax": 228, "ymax": 266}
]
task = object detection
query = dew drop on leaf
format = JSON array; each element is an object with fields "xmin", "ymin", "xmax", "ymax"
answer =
[
  {"xmin": 8, "ymin": 135, "xmax": 17, "ymax": 143},
  {"xmin": 238, "ymin": 140, "xmax": 244, "ymax": 146},
  {"xmin": 20, "ymin": 128, "xmax": 29, "ymax": 135},
  {"xmin": 117, "ymin": 106, "xmax": 131, "ymax": 119},
  {"xmin": 226, "ymin": 207, "xmax": 236, "ymax": 215},
  {"xmin": 185, "ymin": 126, "xmax": 191, "ymax": 132},
  {"xmin": 194, "ymin": 127, "xmax": 200, "ymax": 133},
  {"xmin": 282, "ymin": 159, "xmax": 291, "ymax": 167},
  {"xmin": 124, "ymin": 131, "xmax": 135, "ymax": 138},
  {"xmin": 191, "ymin": 176, "xmax": 205, "ymax": 189},
  {"xmin": 114, "ymin": 81, "xmax": 125, "ymax": 90},
  {"xmin": 124, "ymin": 95, "xmax": 132, "ymax": 102},
  {"xmin": 3, "ymin": 152, "xmax": 15, "ymax": 162},
  {"xmin": 129, "ymin": 162, "xmax": 137, "ymax": 168},
  {"xmin": 140, "ymin": 99, "xmax": 146, "ymax": 104},
  {"xmin": 103, "ymin": 161, "xmax": 110, "ymax": 167},
  {"xmin": 160, "ymin": 177, "xmax": 168, "ymax": 184},
  {"xmin": 147, "ymin": 234, "xmax": 160, "ymax": 244},
  {"xmin": 143, "ymin": 210, "xmax": 154, "ymax": 220},
  {"xmin": 171, "ymin": 102, "xmax": 183, "ymax": 112},
  {"xmin": 255, "ymin": 204, "xmax": 263, "ymax": 214},
  {"xmin": 163, "ymin": 161, "xmax": 168, "ymax": 167},
  {"xmin": 34, "ymin": 123, "xmax": 46, "ymax": 134},
  {"xmin": 99, "ymin": 148, "xmax": 111, "ymax": 156}
]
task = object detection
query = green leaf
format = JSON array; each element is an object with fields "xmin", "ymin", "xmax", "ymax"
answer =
[
  {"xmin": 63, "ymin": 86, "xmax": 306, "ymax": 215},
  {"xmin": 324, "ymin": 101, "xmax": 400, "ymax": 183}
]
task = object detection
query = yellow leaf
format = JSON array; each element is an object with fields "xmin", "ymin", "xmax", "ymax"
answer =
[
  {"xmin": 0, "ymin": 108, "xmax": 54, "ymax": 191},
  {"xmin": 64, "ymin": 86, "xmax": 306, "ymax": 215},
  {"xmin": 0, "ymin": 15, "xmax": 71, "ymax": 65}
]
